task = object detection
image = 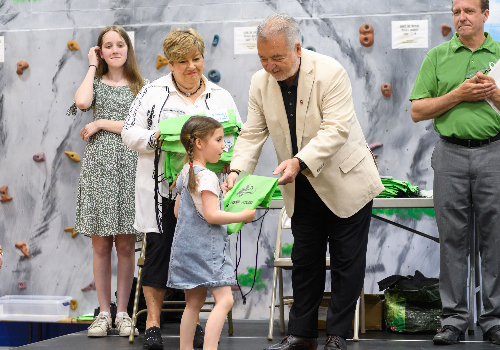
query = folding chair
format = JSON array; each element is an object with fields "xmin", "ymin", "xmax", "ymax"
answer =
[
  {"xmin": 268, "ymin": 207, "xmax": 365, "ymax": 341},
  {"xmin": 129, "ymin": 233, "xmax": 234, "ymax": 343}
]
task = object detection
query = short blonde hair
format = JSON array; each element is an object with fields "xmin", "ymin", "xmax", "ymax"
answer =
[{"xmin": 163, "ymin": 28, "xmax": 205, "ymax": 62}]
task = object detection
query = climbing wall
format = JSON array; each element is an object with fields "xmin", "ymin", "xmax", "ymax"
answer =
[{"xmin": 0, "ymin": 0, "xmax": 478, "ymax": 320}]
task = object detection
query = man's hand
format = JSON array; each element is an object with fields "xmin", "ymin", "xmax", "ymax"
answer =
[
  {"xmin": 457, "ymin": 76, "xmax": 497, "ymax": 101},
  {"xmin": 222, "ymin": 172, "xmax": 239, "ymax": 196},
  {"xmin": 273, "ymin": 158, "xmax": 301, "ymax": 185}
]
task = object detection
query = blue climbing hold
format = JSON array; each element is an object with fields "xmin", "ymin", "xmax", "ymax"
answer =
[
  {"xmin": 212, "ymin": 34, "xmax": 219, "ymax": 46},
  {"xmin": 208, "ymin": 69, "xmax": 221, "ymax": 83},
  {"xmin": 306, "ymin": 46, "xmax": 316, "ymax": 52},
  {"xmin": 301, "ymin": 35, "xmax": 304, "ymax": 43}
]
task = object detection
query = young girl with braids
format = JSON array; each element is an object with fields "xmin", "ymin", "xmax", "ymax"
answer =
[{"xmin": 167, "ymin": 116, "xmax": 256, "ymax": 350}]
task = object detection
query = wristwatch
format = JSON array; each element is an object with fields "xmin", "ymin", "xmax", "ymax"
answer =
[{"xmin": 294, "ymin": 157, "xmax": 308, "ymax": 171}]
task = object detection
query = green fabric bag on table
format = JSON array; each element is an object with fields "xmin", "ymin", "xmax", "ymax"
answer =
[{"xmin": 223, "ymin": 175, "xmax": 279, "ymax": 234}]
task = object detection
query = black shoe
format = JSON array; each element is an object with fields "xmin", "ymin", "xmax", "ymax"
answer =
[
  {"xmin": 483, "ymin": 325, "xmax": 500, "ymax": 344},
  {"xmin": 267, "ymin": 334, "xmax": 318, "ymax": 350},
  {"xmin": 193, "ymin": 324, "xmax": 205, "ymax": 348},
  {"xmin": 324, "ymin": 335, "xmax": 347, "ymax": 350},
  {"xmin": 433, "ymin": 325, "xmax": 463, "ymax": 345},
  {"xmin": 143, "ymin": 326, "xmax": 164, "ymax": 350}
]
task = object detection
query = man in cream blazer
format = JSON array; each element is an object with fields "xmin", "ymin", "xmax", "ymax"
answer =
[{"xmin": 223, "ymin": 14, "xmax": 383, "ymax": 350}]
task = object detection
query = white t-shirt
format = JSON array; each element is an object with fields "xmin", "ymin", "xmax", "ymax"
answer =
[{"xmin": 178, "ymin": 163, "xmax": 221, "ymax": 218}]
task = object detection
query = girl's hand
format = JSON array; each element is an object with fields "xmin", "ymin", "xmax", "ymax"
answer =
[
  {"xmin": 241, "ymin": 208, "xmax": 256, "ymax": 223},
  {"xmin": 80, "ymin": 121, "xmax": 101, "ymax": 142},
  {"xmin": 88, "ymin": 46, "xmax": 100, "ymax": 67}
]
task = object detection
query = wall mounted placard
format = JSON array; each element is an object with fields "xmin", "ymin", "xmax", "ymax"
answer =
[
  {"xmin": 234, "ymin": 27, "xmax": 257, "ymax": 55},
  {"xmin": 126, "ymin": 31, "xmax": 135, "ymax": 48},
  {"xmin": 392, "ymin": 20, "xmax": 428, "ymax": 49}
]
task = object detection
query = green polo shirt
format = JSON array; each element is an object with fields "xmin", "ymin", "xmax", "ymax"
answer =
[{"xmin": 410, "ymin": 32, "xmax": 500, "ymax": 139}]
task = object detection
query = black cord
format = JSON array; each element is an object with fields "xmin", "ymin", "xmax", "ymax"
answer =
[
  {"xmin": 154, "ymin": 143, "xmax": 170, "ymax": 234},
  {"xmin": 234, "ymin": 208, "xmax": 269, "ymax": 304}
]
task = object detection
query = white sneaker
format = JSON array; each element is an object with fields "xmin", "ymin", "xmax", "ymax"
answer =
[
  {"xmin": 87, "ymin": 312, "xmax": 112, "ymax": 337},
  {"xmin": 115, "ymin": 312, "xmax": 139, "ymax": 337}
]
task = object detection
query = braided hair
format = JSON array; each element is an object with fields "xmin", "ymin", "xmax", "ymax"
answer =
[{"xmin": 170, "ymin": 115, "xmax": 223, "ymax": 193}]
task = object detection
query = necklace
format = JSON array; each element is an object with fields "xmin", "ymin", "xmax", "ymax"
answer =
[{"xmin": 172, "ymin": 74, "xmax": 203, "ymax": 97}]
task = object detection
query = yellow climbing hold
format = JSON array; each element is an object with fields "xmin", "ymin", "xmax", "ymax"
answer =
[
  {"xmin": 64, "ymin": 227, "xmax": 79, "ymax": 238},
  {"xmin": 70, "ymin": 299, "xmax": 78, "ymax": 310},
  {"xmin": 67, "ymin": 40, "xmax": 79, "ymax": 51},
  {"xmin": 156, "ymin": 54, "xmax": 169, "ymax": 70},
  {"xmin": 64, "ymin": 151, "xmax": 80, "ymax": 162}
]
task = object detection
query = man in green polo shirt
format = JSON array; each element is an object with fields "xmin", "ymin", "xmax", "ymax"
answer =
[{"xmin": 410, "ymin": 0, "xmax": 500, "ymax": 345}]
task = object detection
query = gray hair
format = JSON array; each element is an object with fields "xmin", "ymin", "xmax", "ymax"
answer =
[{"xmin": 257, "ymin": 13, "xmax": 301, "ymax": 51}]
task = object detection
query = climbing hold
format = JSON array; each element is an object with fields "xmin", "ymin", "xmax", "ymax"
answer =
[
  {"xmin": 301, "ymin": 34, "xmax": 304, "ymax": 43},
  {"xmin": 67, "ymin": 40, "xmax": 79, "ymax": 51},
  {"xmin": 305, "ymin": 46, "xmax": 316, "ymax": 52},
  {"xmin": 64, "ymin": 227, "xmax": 79, "ymax": 238},
  {"xmin": 81, "ymin": 280, "xmax": 96, "ymax": 291},
  {"xmin": 15, "ymin": 242, "xmax": 29, "ymax": 258},
  {"xmin": 70, "ymin": 299, "xmax": 78, "ymax": 310},
  {"xmin": 0, "ymin": 245, "xmax": 3, "ymax": 270},
  {"xmin": 359, "ymin": 24, "xmax": 374, "ymax": 47},
  {"xmin": 208, "ymin": 69, "xmax": 221, "ymax": 83},
  {"xmin": 212, "ymin": 34, "xmax": 219, "ymax": 46},
  {"xmin": 16, "ymin": 61, "xmax": 29, "ymax": 75},
  {"xmin": 0, "ymin": 186, "xmax": 12, "ymax": 203},
  {"xmin": 156, "ymin": 54, "xmax": 169, "ymax": 70},
  {"xmin": 33, "ymin": 152, "xmax": 46, "ymax": 162},
  {"xmin": 441, "ymin": 24, "xmax": 452, "ymax": 36},
  {"xmin": 381, "ymin": 83, "xmax": 391, "ymax": 97},
  {"xmin": 64, "ymin": 151, "xmax": 81, "ymax": 162},
  {"xmin": 18, "ymin": 282, "xmax": 27, "ymax": 289},
  {"xmin": 369, "ymin": 142, "xmax": 383, "ymax": 151}
]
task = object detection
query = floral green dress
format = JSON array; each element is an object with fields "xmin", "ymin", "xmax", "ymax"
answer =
[{"xmin": 67, "ymin": 77, "xmax": 147, "ymax": 241}]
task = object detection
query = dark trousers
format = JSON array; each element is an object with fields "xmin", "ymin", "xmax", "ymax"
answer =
[
  {"xmin": 142, "ymin": 197, "xmax": 176, "ymax": 289},
  {"xmin": 287, "ymin": 178, "xmax": 372, "ymax": 339}
]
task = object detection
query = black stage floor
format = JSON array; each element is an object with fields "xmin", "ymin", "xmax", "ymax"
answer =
[{"xmin": 12, "ymin": 321, "xmax": 500, "ymax": 349}]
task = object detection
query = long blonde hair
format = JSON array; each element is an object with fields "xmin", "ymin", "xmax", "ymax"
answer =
[
  {"xmin": 171, "ymin": 116, "xmax": 223, "ymax": 193},
  {"xmin": 96, "ymin": 26, "xmax": 145, "ymax": 96}
]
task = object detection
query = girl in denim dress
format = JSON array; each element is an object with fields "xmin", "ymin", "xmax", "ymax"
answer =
[{"xmin": 167, "ymin": 116, "xmax": 256, "ymax": 350}]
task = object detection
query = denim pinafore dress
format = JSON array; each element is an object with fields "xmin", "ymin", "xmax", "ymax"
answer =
[{"xmin": 167, "ymin": 166, "xmax": 237, "ymax": 290}]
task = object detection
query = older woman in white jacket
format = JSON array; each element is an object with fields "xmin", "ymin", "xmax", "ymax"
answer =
[{"xmin": 121, "ymin": 28, "xmax": 240, "ymax": 350}]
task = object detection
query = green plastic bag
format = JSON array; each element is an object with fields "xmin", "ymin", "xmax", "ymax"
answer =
[
  {"xmin": 384, "ymin": 284, "xmax": 442, "ymax": 332},
  {"xmin": 224, "ymin": 175, "xmax": 279, "ymax": 234}
]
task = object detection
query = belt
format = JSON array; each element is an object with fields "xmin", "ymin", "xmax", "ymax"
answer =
[{"xmin": 440, "ymin": 133, "xmax": 500, "ymax": 148}]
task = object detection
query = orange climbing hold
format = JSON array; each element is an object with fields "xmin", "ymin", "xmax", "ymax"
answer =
[
  {"xmin": 64, "ymin": 151, "xmax": 81, "ymax": 162},
  {"xmin": 15, "ymin": 242, "xmax": 29, "ymax": 258},
  {"xmin": 381, "ymin": 83, "xmax": 391, "ymax": 97},
  {"xmin": 359, "ymin": 24, "xmax": 374, "ymax": 47},
  {"xmin": 70, "ymin": 299, "xmax": 78, "ymax": 310},
  {"xmin": 16, "ymin": 61, "xmax": 29, "ymax": 75},
  {"xmin": 0, "ymin": 186, "xmax": 13, "ymax": 203}
]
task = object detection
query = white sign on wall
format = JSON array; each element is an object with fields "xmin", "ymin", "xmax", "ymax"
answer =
[
  {"xmin": 392, "ymin": 20, "xmax": 428, "ymax": 49},
  {"xmin": 234, "ymin": 27, "xmax": 258, "ymax": 55},
  {"xmin": 126, "ymin": 31, "xmax": 134, "ymax": 48},
  {"xmin": 0, "ymin": 36, "xmax": 4, "ymax": 63}
]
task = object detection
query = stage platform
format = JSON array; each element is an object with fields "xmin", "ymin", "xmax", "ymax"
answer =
[{"xmin": 9, "ymin": 320, "xmax": 499, "ymax": 349}]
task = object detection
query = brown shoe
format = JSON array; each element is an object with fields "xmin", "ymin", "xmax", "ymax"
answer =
[
  {"xmin": 267, "ymin": 335, "xmax": 318, "ymax": 350},
  {"xmin": 324, "ymin": 335, "xmax": 346, "ymax": 350}
]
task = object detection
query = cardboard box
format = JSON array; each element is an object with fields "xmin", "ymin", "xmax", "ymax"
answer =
[{"xmin": 318, "ymin": 294, "xmax": 383, "ymax": 331}]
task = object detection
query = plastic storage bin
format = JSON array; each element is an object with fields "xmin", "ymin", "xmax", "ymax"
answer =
[{"xmin": 0, "ymin": 295, "xmax": 72, "ymax": 322}]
